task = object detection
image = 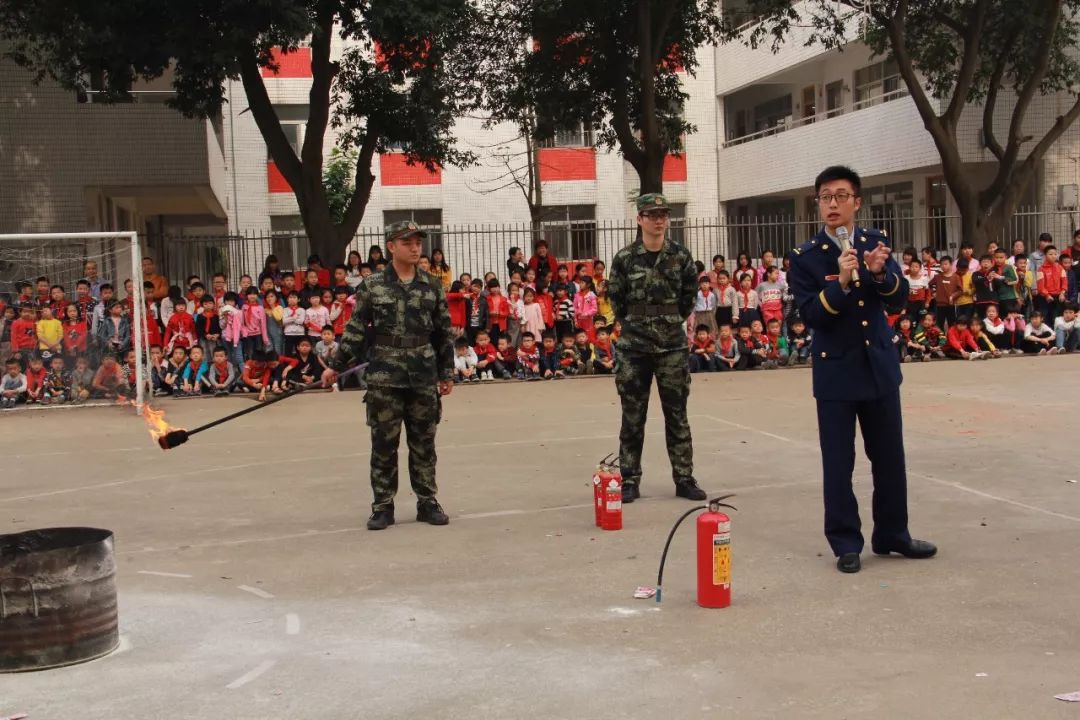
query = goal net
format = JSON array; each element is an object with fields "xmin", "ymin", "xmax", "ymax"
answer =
[{"xmin": 0, "ymin": 232, "xmax": 147, "ymax": 410}]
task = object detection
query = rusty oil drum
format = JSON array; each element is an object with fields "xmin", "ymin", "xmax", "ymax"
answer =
[{"xmin": 0, "ymin": 527, "xmax": 119, "ymax": 672}]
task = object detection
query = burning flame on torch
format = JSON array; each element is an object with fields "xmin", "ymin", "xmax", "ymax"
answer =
[{"xmin": 118, "ymin": 398, "xmax": 185, "ymax": 449}]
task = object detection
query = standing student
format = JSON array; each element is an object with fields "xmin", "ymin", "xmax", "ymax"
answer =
[
  {"xmin": 607, "ymin": 193, "xmax": 705, "ymax": 504},
  {"xmin": 714, "ymin": 270, "xmax": 738, "ymax": 328},
  {"xmin": 905, "ymin": 259, "xmax": 930, "ymax": 319},
  {"xmin": 1036, "ymin": 246, "xmax": 1068, "ymax": 326},
  {"xmin": 322, "ymin": 221, "xmax": 455, "ymax": 531},
  {"xmin": 787, "ymin": 165, "xmax": 936, "ymax": 574},
  {"xmin": 693, "ymin": 276, "xmax": 719, "ymax": 338},
  {"xmin": 929, "ymin": 256, "xmax": 960, "ymax": 330},
  {"xmin": 573, "ymin": 277, "xmax": 598, "ymax": 342},
  {"xmin": 520, "ymin": 287, "xmax": 546, "ymax": 342}
]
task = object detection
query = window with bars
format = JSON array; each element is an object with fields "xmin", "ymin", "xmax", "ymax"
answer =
[
  {"xmin": 853, "ymin": 58, "xmax": 905, "ymax": 110},
  {"xmin": 537, "ymin": 122, "xmax": 595, "ymax": 148},
  {"xmin": 825, "ymin": 80, "xmax": 844, "ymax": 119},
  {"xmin": 752, "ymin": 94, "xmax": 793, "ymax": 133},
  {"xmin": 383, "ymin": 209, "xmax": 443, "ymax": 254},
  {"xmin": 863, "ymin": 182, "xmax": 914, "ymax": 247},
  {"xmin": 668, "ymin": 203, "xmax": 688, "ymax": 246},
  {"xmin": 536, "ymin": 205, "xmax": 597, "ymax": 259}
]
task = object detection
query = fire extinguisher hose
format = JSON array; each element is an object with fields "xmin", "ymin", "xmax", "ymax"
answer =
[{"xmin": 654, "ymin": 494, "xmax": 737, "ymax": 604}]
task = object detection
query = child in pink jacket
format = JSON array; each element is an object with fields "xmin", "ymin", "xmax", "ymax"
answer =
[
  {"xmin": 240, "ymin": 287, "xmax": 269, "ymax": 361},
  {"xmin": 573, "ymin": 277, "xmax": 599, "ymax": 342}
]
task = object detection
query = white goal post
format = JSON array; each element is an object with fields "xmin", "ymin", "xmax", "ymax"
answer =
[{"xmin": 0, "ymin": 231, "xmax": 146, "ymax": 410}]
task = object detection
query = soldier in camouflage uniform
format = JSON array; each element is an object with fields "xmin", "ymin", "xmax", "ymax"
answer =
[
  {"xmin": 607, "ymin": 193, "xmax": 707, "ymax": 504},
  {"xmin": 322, "ymin": 221, "xmax": 455, "ymax": 530}
]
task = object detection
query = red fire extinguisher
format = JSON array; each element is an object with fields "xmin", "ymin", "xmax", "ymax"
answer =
[
  {"xmin": 655, "ymin": 494, "xmax": 736, "ymax": 606},
  {"xmin": 601, "ymin": 477, "xmax": 622, "ymax": 531},
  {"xmin": 593, "ymin": 454, "xmax": 621, "ymax": 529}
]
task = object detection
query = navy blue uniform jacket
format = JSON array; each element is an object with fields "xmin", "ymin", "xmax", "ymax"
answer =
[{"xmin": 787, "ymin": 227, "xmax": 908, "ymax": 402}]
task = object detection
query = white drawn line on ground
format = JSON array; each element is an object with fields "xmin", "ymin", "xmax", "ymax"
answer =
[
  {"xmin": 237, "ymin": 585, "xmax": 275, "ymax": 599},
  {"xmin": 701, "ymin": 414, "xmax": 1080, "ymax": 525},
  {"xmin": 457, "ymin": 509, "xmax": 527, "ymax": 520},
  {"xmin": 136, "ymin": 570, "xmax": 193, "ymax": 578},
  {"xmin": 285, "ymin": 613, "xmax": 300, "ymax": 635},
  {"xmin": 226, "ymin": 659, "xmax": 276, "ymax": 690},
  {"xmin": 0, "ymin": 422, "xmax": 741, "ymax": 504}
]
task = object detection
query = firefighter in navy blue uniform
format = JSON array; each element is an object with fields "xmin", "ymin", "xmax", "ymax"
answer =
[{"xmin": 788, "ymin": 165, "xmax": 937, "ymax": 574}]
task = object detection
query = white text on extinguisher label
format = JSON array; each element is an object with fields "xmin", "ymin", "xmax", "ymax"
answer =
[
  {"xmin": 712, "ymin": 532, "xmax": 731, "ymax": 587},
  {"xmin": 606, "ymin": 500, "xmax": 622, "ymax": 512}
]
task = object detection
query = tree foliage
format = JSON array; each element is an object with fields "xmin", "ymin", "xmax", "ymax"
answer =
[
  {"xmin": 475, "ymin": 0, "xmax": 724, "ymax": 195},
  {"xmin": 729, "ymin": 0, "xmax": 1080, "ymax": 248},
  {"xmin": 0, "ymin": 0, "xmax": 479, "ymax": 262}
]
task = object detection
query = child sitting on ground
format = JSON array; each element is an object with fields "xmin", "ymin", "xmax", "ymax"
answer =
[
  {"xmin": 715, "ymin": 324, "xmax": 741, "ymax": 371},
  {"xmin": 895, "ymin": 316, "xmax": 924, "ymax": 362},
  {"xmin": 764, "ymin": 318, "xmax": 788, "ymax": 368},
  {"xmin": 161, "ymin": 346, "xmax": 188, "ymax": 396},
  {"xmin": 473, "ymin": 330, "xmax": 506, "ymax": 381},
  {"xmin": 495, "ymin": 336, "xmax": 518, "ymax": 378},
  {"xmin": 786, "ymin": 318, "xmax": 812, "ymax": 365},
  {"xmin": 202, "ymin": 346, "xmax": 236, "ymax": 396},
  {"xmin": 944, "ymin": 316, "xmax": 987, "ymax": 360},
  {"xmin": 91, "ymin": 353, "xmax": 128, "ymax": 399},
  {"xmin": 517, "ymin": 332, "xmax": 541, "ymax": 380},
  {"xmin": 43, "ymin": 354, "xmax": 70, "ymax": 404},
  {"xmin": 180, "ymin": 345, "xmax": 209, "ymax": 396},
  {"xmin": 69, "ymin": 356, "xmax": 94, "ymax": 403},
  {"xmin": 24, "ymin": 354, "xmax": 46, "ymax": 403},
  {"xmin": 749, "ymin": 319, "xmax": 774, "ymax": 369},
  {"xmin": 1023, "ymin": 310, "xmax": 1056, "ymax": 354},
  {"xmin": 689, "ymin": 324, "xmax": 718, "ymax": 373},
  {"xmin": 240, "ymin": 349, "xmax": 271, "ymax": 395},
  {"xmin": 1, "ymin": 357, "xmax": 27, "ymax": 409},
  {"xmin": 538, "ymin": 332, "xmax": 560, "ymax": 379},
  {"xmin": 592, "ymin": 327, "xmax": 615, "ymax": 374},
  {"xmin": 969, "ymin": 316, "xmax": 1001, "ymax": 358},
  {"xmin": 736, "ymin": 325, "xmax": 764, "ymax": 370},
  {"xmin": 1054, "ymin": 302, "xmax": 1080, "ymax": 353},
  {"xmin": 558, "ymin": 333, "xmax": 580, "ymax": 376},
  {"xmin": 454, "ymin": 337, "xmax": 479, "ymax": 383},
  {"xmin": 915, "ymin": 314, "xmax": 946, "ymax": 359},
  {"xmin": 573, "ymin": 330, "xmax": 594, "ymax": 375}
]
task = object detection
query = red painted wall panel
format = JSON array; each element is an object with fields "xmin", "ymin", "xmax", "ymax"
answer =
[
  {"xmin": 662, "ymin": 153, "xmax": 688, "ymax": 183},
  {"xmin": 379, "ymin": 153, "xmax": 442, "ymax": 185},
  {"xmin": 261, "ymin": 47, "xmax": 313, "ymax": 78},
  {"xmin": 267, "ymin": 161, "xmax": 293, "ymax": 193},
  {"xmin": 538, "ymin": 148, "xmax": 597, "ymax": 182}
]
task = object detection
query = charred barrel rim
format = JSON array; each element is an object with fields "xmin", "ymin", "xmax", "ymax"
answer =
[{"xmin": 1, "ymin": 527, "xmax": 119, "ymax": 673}]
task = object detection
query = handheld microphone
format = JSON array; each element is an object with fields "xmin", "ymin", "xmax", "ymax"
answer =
[{"xmin": 837, "ymin": 226, "xmax": 859, "ymax": 282}]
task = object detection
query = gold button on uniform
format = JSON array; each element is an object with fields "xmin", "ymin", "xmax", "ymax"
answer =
[
  {"xmin": 858, "ymin": 300, "xmax": 865, "ymax": 307},
  {"xmin": 861, "ymin": 320, "xmax": 868, "ymax": 327},
  {"xmin": 865, "ymin": 340, "xmax": 870, "ymax": 346},
  {"xmin": 820, "ymin": 352, "xmax": 827, "ymax": 358}
]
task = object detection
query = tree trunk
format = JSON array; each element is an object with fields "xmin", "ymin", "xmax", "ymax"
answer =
[{"xmin": 638, "ymin": 154, "xmax": 664, "ymax": 194}]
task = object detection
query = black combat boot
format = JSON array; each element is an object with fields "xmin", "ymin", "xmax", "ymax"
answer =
[
  {"xmin": 621, "ymin": 482, "xmax": 641, "ymax": 503},
  {"xmin": 367, "ymin": 507, "xmax": 395, "ymax": 530},
  {"xmin": 674, "ymin": 478, "xmax": 707, "ymax": 501},
  {"xmin": 416, "ymin": 498, "xmax": 450, "ymax": 525}
]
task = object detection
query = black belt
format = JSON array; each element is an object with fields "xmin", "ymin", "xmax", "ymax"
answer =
[
  {"xmin": 628, "ymin": 303, "xmax": 678, "ymax": 317},
  {"xmin": 374, "ymin": 334, "xmax": 429, "ymax": 349}
]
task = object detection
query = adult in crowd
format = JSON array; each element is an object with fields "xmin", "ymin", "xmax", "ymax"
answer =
[
  {"xmin": 258, "ymin": 254, "xmax": 284, "ymax": 287},
  {"xmin": 142, "ymin": 256, "xmax": 169, "ymax": 302},
  {"xmin": 528, "ymin": 239, "xmax": 559, "ymax": 283},
  {"xmin": 788, "ymin": 164, "xmax": 936, "ymax": 574},
  {"xmin": 367, "ymin": 244, "xmax": 386, "ymax": 267},
  {"xmin": 1060, "ymin": 229, "xmax": 1080, "ymax": 260},
  {"xmin": 346, "ymin": 251, "xmax": 365, "ymax": 288},
  {"xmin": 83, "ymin": 260, "xmax": 107, "ymax": 300},
  {"xmin": 305, "ymin": 254, "xmax": 331, "ymax": 288},
  {"xmin": 507, "ymin": 247, "xmax": 528, "ymax": 279}
]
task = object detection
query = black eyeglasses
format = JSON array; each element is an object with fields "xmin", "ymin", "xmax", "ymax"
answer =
[{"xmin": 816, "ymin": 192, "xmax": 857, "ymax": 205}]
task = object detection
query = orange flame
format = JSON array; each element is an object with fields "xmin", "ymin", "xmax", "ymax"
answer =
[{"xmin": 118, "ymin": 398, "xmax": 185, "ymax": 449}]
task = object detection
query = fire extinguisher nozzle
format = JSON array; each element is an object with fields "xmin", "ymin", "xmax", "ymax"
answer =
[{"xmin": 655, "ymin": 587, "xmax": 662, "ymax": 603}]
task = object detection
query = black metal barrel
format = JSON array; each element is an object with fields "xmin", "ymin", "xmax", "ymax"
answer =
[{"xmin": 0, "ymin": 527, "xmax": 119, "ymax": 672}]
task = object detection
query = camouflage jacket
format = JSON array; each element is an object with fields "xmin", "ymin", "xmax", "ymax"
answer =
[
  {"xmin": 607, "ymin": 237, "xmax": 698, "ymax": 353},
  {"xmin": 332, "ymin": 266, "xmax": 454, "ymax": 387}
]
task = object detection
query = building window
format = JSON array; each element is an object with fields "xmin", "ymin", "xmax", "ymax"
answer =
[
  {"xmin": 383, "ymin": 209, "xmax": 443, "ymax": 253},
  {"xmin": 927, "ymin": 177, "xmax": 949, "ymax": 251},
  {"xmin": 269, "ymin": 123, "xmax": 303, "ymax": 161},
  {"xmin": 862, "ymin": 182, "xmax": 914, "ymax": 247},
  {"xmin": 538, "ymin": 122, "xmax": 594, "ymax": 148},
  {"xmin": 753, "ymin": 94, "xmax": 792, "ymax": 133},
  {"xmin": 825, "ymin": 80, "xmax": 844, "ymax": 119},
  {"xmin": 853, "ymin": 58, "xmax": 905, "ymax": 110},
  {"xmin": 668, "ymin": 203, "xmax": 688, "ymax": 246},
  {"xmin": 269, "ymin": 215, "xmax": 309, "ymax": 269},
  {"xmin": 537, "ymin": 205, "xmax": 597, "ymax": 259}
]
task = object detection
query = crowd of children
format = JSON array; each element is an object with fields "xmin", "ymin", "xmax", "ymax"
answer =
[{"xmin": 2, "ymin": 230, "xmax": 1079, "ymax": 409}]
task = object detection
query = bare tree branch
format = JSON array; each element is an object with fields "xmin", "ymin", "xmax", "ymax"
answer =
[{"xmin": 943, "ymin": 0, "xmax": 990, "ymax": 126}]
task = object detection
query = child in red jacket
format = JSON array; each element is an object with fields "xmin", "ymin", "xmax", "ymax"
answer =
[
  {"xmin": 10, "ymin": 304, "xmax": 38, "ymax": 361},
  {"xmin": 486, "ymin": 280, "xmax": 509, "ymax": 344},
  {"xmin": 1037, "ymin": 246, "xmax": 1068, "ymax": 325},
  {"xmin": 62, "ymin": 303, "xmax": 88, "ymax": 363},
  {"xmin": 473, "ymin": 329, "xmax": 507, "ymax": 380},
  {"xmin": 164, "ymin": 299, "xmax": 197, "ymax": 352},
  {"xmin": 592, "ymin": 326, "xmax": 615, "ymax": 374},
  {"xmin": 944, "ymin": 316, "xmax": 987, "ymax": 360},
  {"xmin": 446, "ymin": 280, "xmax": 467, "ymax": 338}
]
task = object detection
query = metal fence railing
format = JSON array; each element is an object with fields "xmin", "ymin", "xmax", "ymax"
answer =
[{"xmin": 145, "ymin": 206, "xmax": 1080, "ymax": 287}]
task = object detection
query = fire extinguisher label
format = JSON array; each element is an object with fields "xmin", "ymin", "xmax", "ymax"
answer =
[
  {"xmin": 712, "ymin": 533, "xmax": 731, "ymax": 587},
  {"xmin": 606, "ymin": 500, "xmax": 622, "ymax": 512}
]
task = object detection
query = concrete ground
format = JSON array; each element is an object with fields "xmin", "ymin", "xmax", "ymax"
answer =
[{"xmin": 2, "ymin": 357, "xmax": 1079, "ymax": 719}]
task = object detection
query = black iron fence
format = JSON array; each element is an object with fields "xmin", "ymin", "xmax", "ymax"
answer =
[{"xmin": 146, "ymin": 206, "xmax": 1080, "ymax": 287}]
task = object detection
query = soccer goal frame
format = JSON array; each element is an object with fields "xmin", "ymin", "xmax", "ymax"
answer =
[{"xmin": 0, "ymin": 231, "xmax": 147, "ymax": 410}]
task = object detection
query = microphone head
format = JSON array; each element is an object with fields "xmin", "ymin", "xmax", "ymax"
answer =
[{"xmin": 836, "ymin": 226, "xmax": 849, "ymax": 241}]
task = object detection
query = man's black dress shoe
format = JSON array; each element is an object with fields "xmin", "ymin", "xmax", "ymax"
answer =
[
  {"xmin": 836, "ymin": 552, "xmax": 861, "ymax": 573},
  {"xmin": 872, "ymin": 538, "xmax": 937, "ymax": 558}
]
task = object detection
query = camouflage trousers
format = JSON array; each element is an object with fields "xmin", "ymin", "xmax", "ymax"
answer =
[
  {"xmin": 615, "ymin": 347, "xmax": 694, "ymax": 486},
  {"xmin": 365, "ymin": 385, "xmax": 442, "ymax": 512}
]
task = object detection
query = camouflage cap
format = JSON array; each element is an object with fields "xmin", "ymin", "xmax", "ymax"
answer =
[
  {"xmin": 636, "ymin": 193, "xmax": 670, "ymax": 213},
  {"xmin": 384, "ymin": 220, "xmax": 427, "ymax": 243}
]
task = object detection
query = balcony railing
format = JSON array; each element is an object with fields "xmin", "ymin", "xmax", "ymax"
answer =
[{"xmin": 723, "ymin": 87, "xmax": 910, "ymax": 148}]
